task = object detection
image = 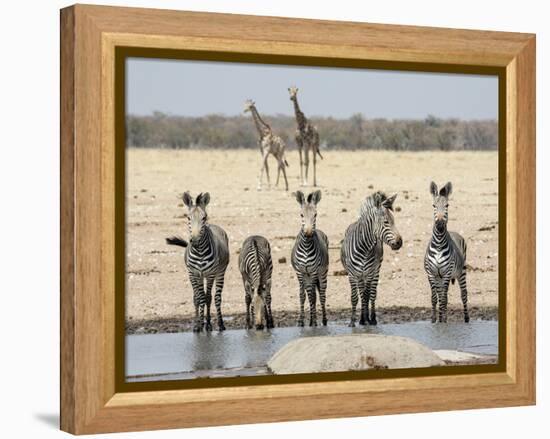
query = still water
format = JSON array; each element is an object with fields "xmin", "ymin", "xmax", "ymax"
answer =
[{"xmin": 126, "ymin": 320, "xmax": 498, "ymax": 381}]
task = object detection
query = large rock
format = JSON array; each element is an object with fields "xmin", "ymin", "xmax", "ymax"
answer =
[
  {"xmin": 267, "ymin": 334, "xmax": 444, "ymax": 374},
  {"xmin": 434, "ymin": 349, "xmax": 498, "ymax": 365}
]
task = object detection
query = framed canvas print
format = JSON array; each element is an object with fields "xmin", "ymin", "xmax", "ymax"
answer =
[{"xmin": 60, "ymin": 4, "xmax": 536, "ymax": 434}]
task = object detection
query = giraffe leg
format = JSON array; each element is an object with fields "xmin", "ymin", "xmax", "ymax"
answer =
[
  {"xmin": 313, "ymin": 142, "xmax": 318, "ymax": 187},
  {"xmin": 304, "ymin": 146, "xmax": 310, "ymax": 186},
  {"xmin": 257, "ymin": 151, "xmax": 271, "ymax": 190},
  {"xmin": 296, "ymin": 135, "xmax": 304, "ymax": 186},
  {"xmin": 281, "ymin": 161, "xmax": 289, "ymax": 191},
  {"xmin": 264, "ymin": 155, "xmax": 271, "ymax": 188}
]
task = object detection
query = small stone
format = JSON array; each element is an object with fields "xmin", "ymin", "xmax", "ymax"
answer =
[
  {"xmin": 368, "ymin": 184, "xmax": 374, "ymax": 189},
  {"xmin": 278, "ymin": 257, "xmax": 287, "ymax": 264},
  {"xmin": 341, "ymin": 208, "xmax": 348, "ymax": 213},
  {"xmin": 395, "ymin": 206, "xmax": 402, "ymax": 212}
]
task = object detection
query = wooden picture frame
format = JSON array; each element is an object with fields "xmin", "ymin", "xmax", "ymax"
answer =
[{"xmin": 60, "ymin": 4, "xmax": 536, "ymax": 434}]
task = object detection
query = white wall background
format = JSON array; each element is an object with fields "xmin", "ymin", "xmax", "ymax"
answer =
[{"xmin": 0, "ymin": 1, "xmax": 546, "ymax": 437}]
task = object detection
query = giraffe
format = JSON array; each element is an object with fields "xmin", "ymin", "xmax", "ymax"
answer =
[
  {"xmin": 288, "ymin": 86, "xmax": 323, "ymax": 187},
  {"xmin": 244, "ymin": 99, "xmax": 289, "ymax": 191}
]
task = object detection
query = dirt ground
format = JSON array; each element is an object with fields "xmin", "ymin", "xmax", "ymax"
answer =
[{"xmin": 126, "ymin": 149, "xmax": 499, "ymax": 332}]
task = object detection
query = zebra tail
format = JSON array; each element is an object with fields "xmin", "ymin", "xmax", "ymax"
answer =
[
  {"xmin": 284, "ymin": 159, "xmax": 289, "ymax": 167},
  {"xmin": 316, "ymin": 148, "xmax": 323, "ymax": 160},
  {"xmin": 166, "ymin": 236, "xmax": 188, "ymax": 247},
  {"xmin": 251, "ymin": 238, "xmax": 261, "ymax": 291}
]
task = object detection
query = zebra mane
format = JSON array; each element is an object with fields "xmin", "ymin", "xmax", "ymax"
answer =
[{"xmin": 359, "ymin": 191, "xmax": 388, "ymax": 218}]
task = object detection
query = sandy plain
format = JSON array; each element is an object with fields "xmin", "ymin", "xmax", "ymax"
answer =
[{"xmin": 126, "ymin": 149, "xmax": 499, "ymax": 332}]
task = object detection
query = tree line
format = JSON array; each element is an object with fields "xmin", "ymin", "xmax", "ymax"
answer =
[{"xmin": 127, "ymin": 112, "xmax": 498, "ymax": 151}]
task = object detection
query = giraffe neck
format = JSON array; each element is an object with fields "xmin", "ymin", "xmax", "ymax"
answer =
[
  {"xmin": 250, "ymin": 106, "xmax": 271, "ymax": 137},
  {"xmin": 292, "ymin": 97, "xmax": 307, "ymax": 131}
]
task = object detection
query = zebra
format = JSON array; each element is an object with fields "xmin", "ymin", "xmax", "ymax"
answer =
[
  {"xmin": 238, "ymin": 235, "xmax": 274, "ymax": 330},
  {"xmin": 291, "ymin": 190, "xmax": 329, "ymax": 326},
  {"xmin": 341, "ymin": 191, "xmax": 403, "ymax": 326},
  {"xmin": 166, "ymin": 192, "xmax": 229, "ymax": 332},
  {"xmin": 424, "ymin": 181, "xmax": 469, "ymax": 323}
]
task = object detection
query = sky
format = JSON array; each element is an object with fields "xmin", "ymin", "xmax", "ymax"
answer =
[{"xmin": 126, "ymin": 58, "xmax": 498, "ymax": 120}]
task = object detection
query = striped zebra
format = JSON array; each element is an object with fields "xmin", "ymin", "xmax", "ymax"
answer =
[
  {"xmin": 424, "ymin": 182, "xmax": 469, "ymax": 323},
  {"xmin": 238, "ymin": 235, "xmax": 274, "ymax": 330},
  {"xmin": 291, "ymin": 190, "xmax": 329, "ymax": 327},
  {"xmin": 166, "ymin": 192, "xmax": 229, "ymax": 332},
  {"xmin": 341, "ymin": 191, "xmax": 403, "ymax": 326}
]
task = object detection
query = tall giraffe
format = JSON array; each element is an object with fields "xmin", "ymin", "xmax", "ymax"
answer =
[
  {"xmin": 288, "ymin": 86, "xmax": 323, "ymax": 187},
  {"xmin": 244, "ymin": 100, "xmax": 289, "ymax": 191}
]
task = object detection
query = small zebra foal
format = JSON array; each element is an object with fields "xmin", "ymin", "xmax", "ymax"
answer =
[
  {"xmin": 238, "ymin": 235, "xmax": 274, "ymax": 330},
  {"xmin": 341, "ymin": 191, "xmax": 403, "ymax": 326},
  {"xmin": 166, "ymin": 192, "xmax": 230, "ymax": 332},
  {"xmin": 424, "ymin": 182, "xmax": 469, "ymax": 323},
  {"xmin": 291, "ymin": 190, "xmax": 329, "ymax": 327}
]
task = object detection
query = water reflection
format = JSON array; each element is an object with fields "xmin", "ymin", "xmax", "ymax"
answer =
[{"xmin": 126, "ymin": 320, "xmax": 498, "ymax": 378}]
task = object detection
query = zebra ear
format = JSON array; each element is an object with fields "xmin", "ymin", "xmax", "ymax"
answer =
[
  {"xmin": 182, "ymin": 191, "xmax": 193, "ymax": 208},
  {"xmin": 440, "ymin": 182, "xmax": 453, "ymax": 198},
  {"xmin": 430, "ymin": 181, "xmax": 438, "ymax": 198},
  {"xmin": 373, "ymin": 191, "xmax": 383, "ymax": 207},
  {"xmin": 196, "ymin": 192, "xmax": 210, "ymax": 209},
  {"xmin": 294, "ymin": 191, "xmax": 305, "ymax": 205},
  {"xmin": 309, "ymin": 190, "xmax": 322, "ymax": 205},
  {"xmin": 383, "ymin": 193, "xmax": 397, "ymax": 210}
]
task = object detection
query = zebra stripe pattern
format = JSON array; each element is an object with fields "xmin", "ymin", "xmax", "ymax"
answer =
[
  {"xmin": 341, "ymin": 191, "xmax": 403, "ymax": 326},
  {"xmin": 424, "ymin": 182, "xmax": 469, "ymax": 323},
  {"xmin": 291, "ymin": 190, "xmax": 329, "ymax": 326},
  {"xmin": 238, "ymin": 235, "xmax": 274, "ymax": 330},
  {"xmin": 166, "ymin": 191, "xmax": 230, "ymax": 332}
]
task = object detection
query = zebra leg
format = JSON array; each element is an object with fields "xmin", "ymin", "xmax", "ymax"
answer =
[
  {"xmin": 319, "ymin": 273, "xmax": 328, "ymax": 326},
  {"xmin": 439, "ymin": 278, "xmax": 451, "ymax": 323},
  {"xmin": 297, "ymin": 274, "xmax": 306, "ymax": 327},
  {"xmin": 359, "ymin": 281, "xmax": 368, "ymax": 325},
  {"xmin": 307, "ymin": 282, "xmax": 317, "ymax": 327},
  {"xmin": 459, "ymin": 272, "xmax": 470, "ymax": 323},
  {"xmin": 368, "ymin": 280, "xmax": 379, "ymax": 325},
  {"xmin": 348, "ymin": 277, "xmax": 358, "ymax": 327},
  {"xmin": 190, "ymin": 273, "xmax": 205, "ymax": 332},
  {"xmin": 245, "ymin": 285, "xmax": 252, "ymax": 329},
  {"xmin": 265, "ymin": 281, "xmax": 274, "ymax": 328},
  {"xmin": 214, "ymin": 275, "xmax": 226, "ymax": 331},
  {"xmin": 205, "ymin": 277, "xmax": 214, "ymax": 331},
  {"xmin": 253, "ymin": 292, "xmax": 265, "ymax": 330},
  {"xmin": 429, "ymin": 277, "xmax": 438, "ymax": 323}
]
